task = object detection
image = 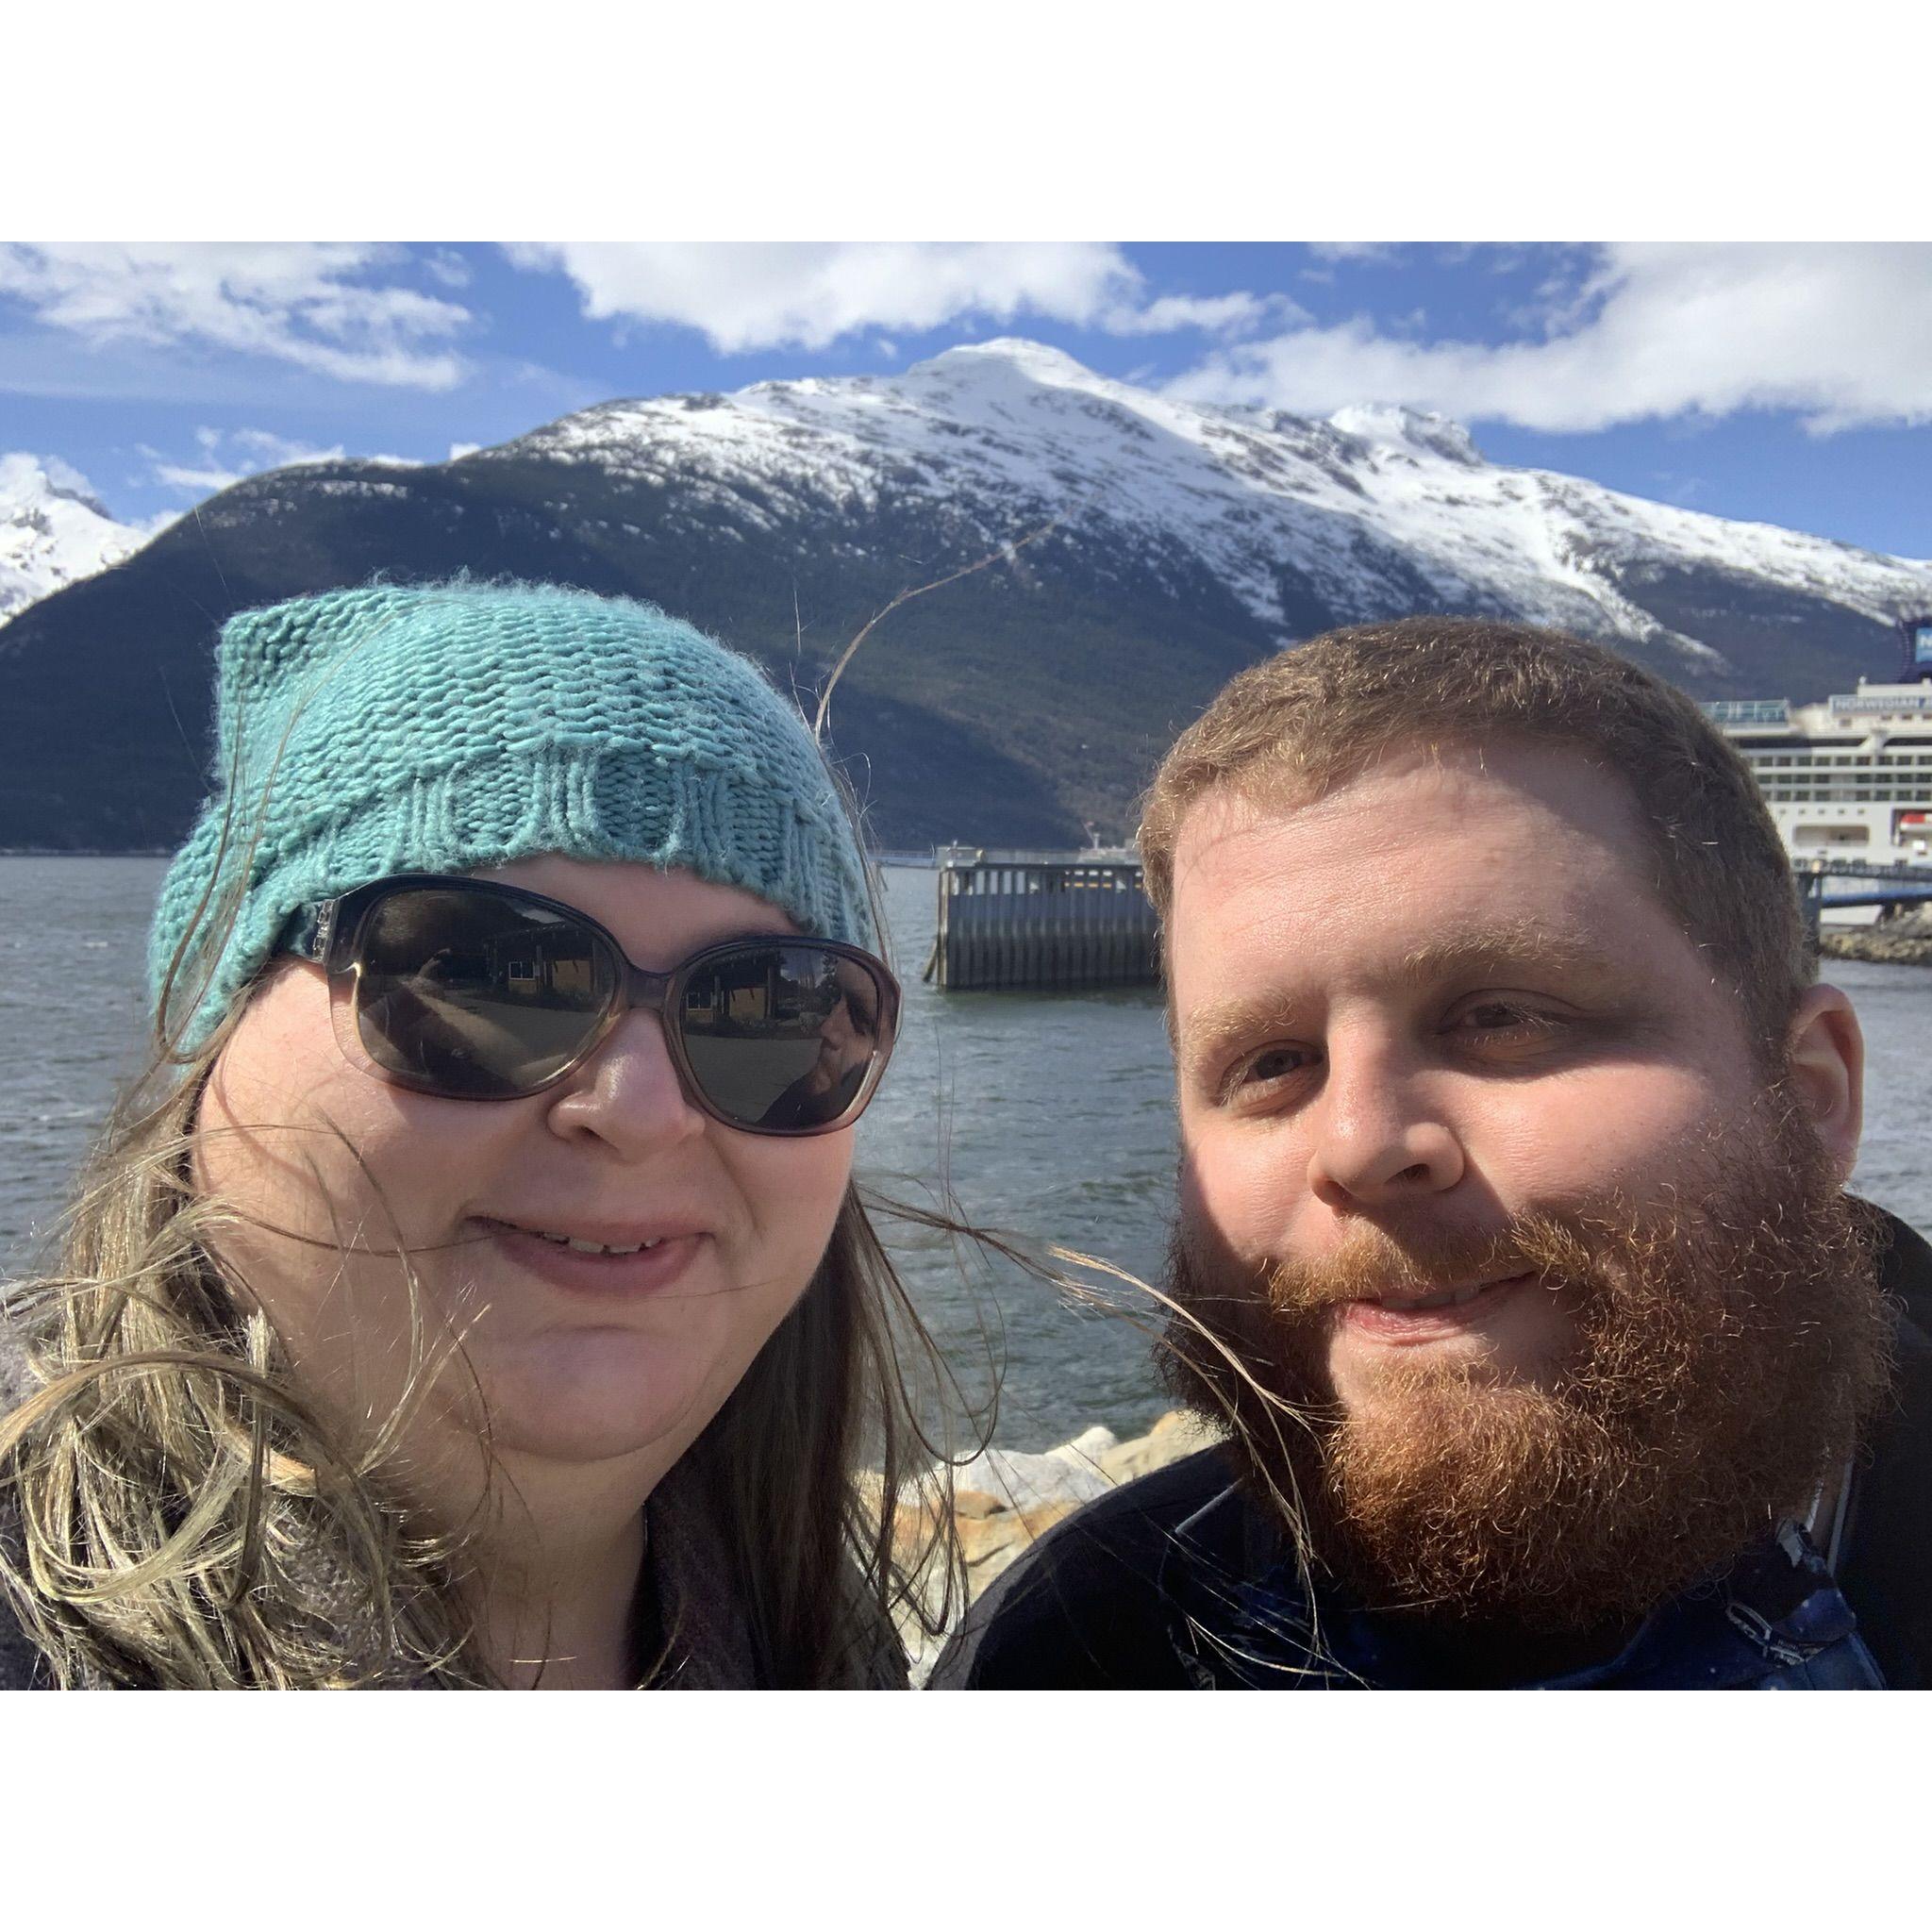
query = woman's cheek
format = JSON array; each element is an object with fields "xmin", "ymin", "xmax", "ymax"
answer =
[{"xmin": 744, "ymin": 1137, "xmax": 853, "ymax": 1287}]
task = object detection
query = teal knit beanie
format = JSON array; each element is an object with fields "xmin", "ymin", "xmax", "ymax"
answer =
[{"xmin": 149, "ymin": 579, "xmax": 875, "ymax": 1050}]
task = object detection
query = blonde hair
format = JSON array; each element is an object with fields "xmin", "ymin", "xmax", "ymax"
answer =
[{"xmin": 1139, "ymin": 617, "xmax": 1810, "ymax": 1064}]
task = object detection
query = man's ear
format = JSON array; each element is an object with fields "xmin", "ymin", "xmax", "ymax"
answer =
[{"xmin": 1783, "ymin": 984, "xmax": 1864, "ymax": 1185}]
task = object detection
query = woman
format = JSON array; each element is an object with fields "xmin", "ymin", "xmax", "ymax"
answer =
[{"xmin": 0, "ymin": 578, "xmax": 958, "ymax": 1689}]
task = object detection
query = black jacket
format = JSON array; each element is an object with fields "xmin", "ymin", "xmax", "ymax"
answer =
[{"xmin": 932, "ymin": 1206, "xmax": 1932, "ymax": 1690}]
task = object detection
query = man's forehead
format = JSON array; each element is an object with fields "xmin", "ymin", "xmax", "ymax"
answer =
[
  {"xmin": 1161, "ymin": 741, "xmax": 1691, "ymax": 1035},
  {"xmin": 1168, "ymin": 740, "xmax": 1653, "ymax": 895},
  {"xmin": 1168, "ymin": 774, "xmax": 1346, "ymax": 884}
]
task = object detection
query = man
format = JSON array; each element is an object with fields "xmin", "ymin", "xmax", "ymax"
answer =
[{"xmin": 934, "ymin": 618, "xmax": 1932, "ymax": 1690}]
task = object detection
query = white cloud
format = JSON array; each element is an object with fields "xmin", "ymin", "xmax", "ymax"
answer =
[
  {"xmin": 1307, "ymin": 242, "xmax": 1400, "ymax": 264},
  {"xmin": 227, "ymin": 426, "xmax": 347, "ymax": 466},
  {"xmin": 139, "ymin": 425, "xmax": 350, "ymax": 497},
  {"xmin": 507, "ymin": 242, "xmax": 1273, "ymax": 352},
  {"xmin": 424, "ymin": 248, "xmax": 474, "ymax": 290},
  {"xmin": 1103, "ymin": 290, "xmax": 1304, "ymax": 336},
  {"xmin": 1167, "ymin": 243, "xmax": 1932, "ymax": 435},
  {"xmin": 38, "ymin": 453, "xmax": 99, "ymax": 500},
  {"xmin": 0, "ymin": 243, "xmax": 472, "ymax": 390}
]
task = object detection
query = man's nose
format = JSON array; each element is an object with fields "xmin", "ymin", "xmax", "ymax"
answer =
[
  {"xmin": 543, "ymin": 1010, "xmax": 707, "ymax": 1153},
  {"xmin": 1306, "ymin": 1030, "xmax": 1464, "ymax": 1207}
]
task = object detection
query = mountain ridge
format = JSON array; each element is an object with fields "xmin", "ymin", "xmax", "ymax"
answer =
[
  {"xmin": 3, "ymin": 340, "xmax": 1928, "ymax": 852},
  {"xmin": 0, "ymin": 455, "xmax": 154, "ymax": 626}
]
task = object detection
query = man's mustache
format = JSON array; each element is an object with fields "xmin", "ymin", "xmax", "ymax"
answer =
[{"xmin": 1261, "ymin": 1211, "xmax": 1598, "ymax": 1313}]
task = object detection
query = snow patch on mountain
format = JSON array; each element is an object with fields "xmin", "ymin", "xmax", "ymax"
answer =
[
  {"xmin": 0, "ymin": 456, "xmax": 155, "ymax": 626},
  {"xmin": 487, "ymin": 339, "xmax": 1932, "ymax": 668},
  {"xmin": 1328, "ymin": 403, "xmax": 1484, "ymax": 467}
]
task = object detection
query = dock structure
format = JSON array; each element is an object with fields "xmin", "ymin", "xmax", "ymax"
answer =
[
  {"xmin": 1793, "ymin": 856, "xmax": 1932, "ymax": 942},
  {"xmin": 926, "ymin": 847, "xmax": 1160, "ymax": 991}
]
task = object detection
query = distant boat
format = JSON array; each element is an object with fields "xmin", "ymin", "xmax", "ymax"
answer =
[{"xmin": 1708, "ymin": 682, "xmax": 1932, "ymax": 869}]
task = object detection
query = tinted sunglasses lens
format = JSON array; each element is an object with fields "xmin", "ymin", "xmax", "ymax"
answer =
[
  {"xmin": 352, "ymin": 889, "xmax": 617, "ymax": 1097},
  {"xmin": 678, "ymin": 945, "xmax": 886, "ymax": 1130}
]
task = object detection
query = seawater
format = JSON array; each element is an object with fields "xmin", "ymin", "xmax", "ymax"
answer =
[{"xmin": 3, "ymin": 858, "xmax": 1929, "ymax": 1452}]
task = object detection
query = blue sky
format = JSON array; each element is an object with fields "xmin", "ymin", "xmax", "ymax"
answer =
[{"xmin": 4, "ymin": 242, "xmax": 1928, "ymax": 558}]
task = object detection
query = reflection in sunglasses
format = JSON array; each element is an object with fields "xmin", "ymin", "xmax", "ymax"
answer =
[{"xmin": 322, "ymin": 877, "xmax": 898, "ymax": 1130}]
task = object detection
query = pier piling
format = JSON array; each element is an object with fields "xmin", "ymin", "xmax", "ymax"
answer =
[{"xmin": 931, "ymin": 848, "xmax": 1159, "ymax": 991}]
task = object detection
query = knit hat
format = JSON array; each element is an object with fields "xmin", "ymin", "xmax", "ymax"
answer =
[{"xmin": 149, "ymin": 579, "xmax": 875, "ymax": 1050}]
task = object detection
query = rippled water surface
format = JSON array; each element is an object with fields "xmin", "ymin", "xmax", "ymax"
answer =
[{"xmin": 4, "ymin": 858, "xmax": 1928, "ymax": 1451}]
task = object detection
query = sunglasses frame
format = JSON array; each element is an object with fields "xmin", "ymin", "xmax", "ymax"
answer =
[{"xmin": 281, "ymin": 872, "xmax": 902, "ymax": 1137}]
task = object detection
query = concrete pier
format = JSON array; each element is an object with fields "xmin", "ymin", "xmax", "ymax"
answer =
[{"xmin": 927, "ymin": 849, "xmax": 1159, "ymax": 991}]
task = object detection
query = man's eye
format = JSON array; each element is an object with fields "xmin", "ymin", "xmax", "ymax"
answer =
[
  {"xmin": 1449, "ymin": 999, "xmax": 1563, "ymax": 1040},
  {"xmin": 1226, "ymin": 1044, "xmax": 1314, "ymax": 1095}
]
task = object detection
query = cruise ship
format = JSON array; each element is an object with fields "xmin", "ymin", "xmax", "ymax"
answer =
[{"xmin": 1708, "ymin": 617, "xmax": 1932, "ymax": 866}]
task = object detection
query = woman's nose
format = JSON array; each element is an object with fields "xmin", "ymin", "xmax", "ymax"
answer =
[{"xmin": 543, "ymin": 1011, "xmax": 707, "ymax": 1153}]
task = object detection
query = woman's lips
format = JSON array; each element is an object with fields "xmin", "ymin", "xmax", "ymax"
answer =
[
  {"xmin": 481, "ymin": 1220, "xmax": 707, "ymax": 1296},
  {"xmin": 1338, "ymin": 1271, "xmax": 1536, "ymax": 1342}
]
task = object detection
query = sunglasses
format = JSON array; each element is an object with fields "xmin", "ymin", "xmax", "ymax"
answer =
[{"xmin": 279, "ymin": 874, "xmax": 900, "ymax": 1136}]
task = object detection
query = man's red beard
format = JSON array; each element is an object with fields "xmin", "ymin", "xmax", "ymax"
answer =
[{"xmin": 1161, "ymin": 1102, "xmax": 1896, "ymax": 1634}]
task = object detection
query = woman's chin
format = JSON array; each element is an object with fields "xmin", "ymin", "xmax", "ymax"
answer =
[
  {"xmin": 491, "ymin": 1410, "xmax": 692, "ymax": 1466},
  {"xmin": 466, "ymin": 1337, "xmax": 719, "ymax": 1466}
]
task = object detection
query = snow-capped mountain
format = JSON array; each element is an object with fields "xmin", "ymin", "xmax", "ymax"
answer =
[
  {"xmin": 4, "ymin": 339, "xmax": 1927, "ymax": 852},
  {"xmin": 483, "ymin": 338, "xmax": 1932, "ymax": 674},
  {"xmin": 0, "ymin": 455, "xmax": 153, "ymax": 625}
]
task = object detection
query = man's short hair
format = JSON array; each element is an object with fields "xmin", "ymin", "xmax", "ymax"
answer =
[{"xmin": 1137, "ymin": 617, "xmax": 1810, "ymax": 1065}]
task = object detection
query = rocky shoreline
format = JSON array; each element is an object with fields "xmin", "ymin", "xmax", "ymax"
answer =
[
  {"xmin": 1820, "ymin": 924, "xmax": 1932, "ymax": 967},
  {"xmin": 888, "ymin": 1408, "xmax": 1225, "ymax": 1679}
]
